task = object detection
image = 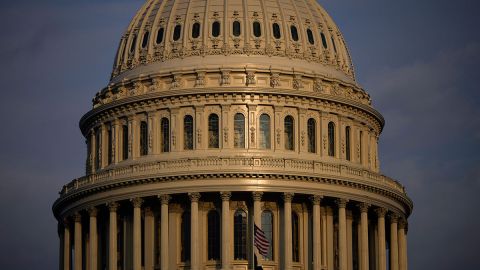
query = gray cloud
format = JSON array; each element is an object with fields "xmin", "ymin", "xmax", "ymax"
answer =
[{"xmin": 0, "ymin": 0, "xmax": 478, "ymax": 269}]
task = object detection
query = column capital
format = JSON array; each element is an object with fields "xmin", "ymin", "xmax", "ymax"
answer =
[
  {"xmin": 144, "ymin": 207, "xmax": 154, "ymax": 216},
  {"xmin": 389, "ymin": 212, "xmax": 400, "ymax": 223},
  {"xmin": 130, "ymin": 197, "xmax": 144, "ymax": 208},
  {"xmin": 220, "ymin": 191, "xmax": 232, "ymax": 201},
  {"xmin": 398, "ymin": 217, "xmax": 407, "ymax": 229},
  {"xmin": 62, "ymin": 217, "xmax": 70, "ymax": 227},
  {"xmin": 357, "ymin": 202, "xmax": 371, "ymax": 213},
  {"xmin": 188, "ymin": 192, "xmax": 201, "ymax": 202},
  {"xmin": 88, "ymin": 207, "xmax": 98, "ymax": 217},
  {"xmin": 283, "ymin": 192, "xmax": 294, "ymax": 202},
  {"xmin": 73, "ymin": 212, "xmax": 82, "ymax": 222},
  {"xmin": 107, "ymin": 201, "xmax": 120, "ymax": 212},
  {"xmin": 310, "ymin": 195, "xmax": 323, "ymax": 205},
  {"xmin": 159, "ymin": 194, "xmax": 171, "ymax": 204},
  {"xmin": 374, "ymin": 207, "xmax": 387, "ymax": 218},
  {"xmin": 335, "ymin": 198, "xmax": 349, "ymax": 208},
  {"xmin": 252, "ymin": 191, "xmax": 263, "ymax": 201}
]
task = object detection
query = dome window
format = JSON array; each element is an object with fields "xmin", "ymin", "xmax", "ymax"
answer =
[
  {"xmin": 331, "ymin": 37, "xmax": 337, "ymax": 53},
  {"xmin": 272, "ymin": 23, "xmax": 281, "ymax": 39},
  {"xmin": 253, "ymin": 21, "xmax": 261, "ymax": 37},
  {"xmin": 141, "ymin": 31, "xmax": 149, "ymax": 48},
  {"xmin": 156, "ymin": 27, "xmax": 164, "ymax": 44},
  {"xmin": 307, "ymin": 29, "xmax": 315, "ymax": 45},
  {"xmin": 233, "ymin": 21, "xmax": 241, "ymax": 37},
  {"xmin": 129, "ymin": 35, "xmax": 137, "ymax": 53},
  {"xmin": 192, "ymin": 22, "xmax": 200, "ymax": 38},
  {"xmin": 173, "ymin": 25, "xmax": 182, "ymax": 41},
  {"xmin": 212, "ymin": 21, "xmax": 221, "ymax": 37},
  {"xmin": 290, "ymin": 25, "xmax": 299, "ymax": 41},
  {"xmin": 320, "ymin": 32, "xmax": 327, "ymax": 49}
]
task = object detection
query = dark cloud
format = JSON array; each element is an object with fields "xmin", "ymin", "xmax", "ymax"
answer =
[{"xmin": 0, "ymin": 0, "xmax": 478, "ymax": 269}]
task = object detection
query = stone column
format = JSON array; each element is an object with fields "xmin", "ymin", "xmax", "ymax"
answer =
[
  {"xmin": 220, "ymin": 192, "xmax": 232, "ymax": 270},
  {"xmin": 144, "ymin": 207, "xmax": 155, "ymax": 270},
  {"xmin": 89, "ymin": 207, "xmax": 98, "ymax": 270},
  {"xmin": 357, "ymin": 203, "xmax": 370, "ymax": 270},
  {"xmin": 347, "ymin": 212, "xmax": 353, "ymax": 270},
  {"xmin": 253, "ymin": 192, "xmax": 263, "ymax": 265},
  {"xmin": 189, "ymin": 192, "xmax": 201, "ymax": 270},
  {"xmin": 389, "ymin": 214, "xmax": 399, "ymax": 270},
  {"xmin": 321, "ymin": 209, "xmax": 327, "ymax": 269},
  {"xmin": 375, "ymin": 208, "xmax": 387, "ymax": 270},
  {"xmin": 63, "ymin": 219, "xmax": 71, "ymax": 270},
  {"xmin": 73, "ymin": 213, "xmax": 82, "ymax": 270},
  {"xmin": 159, "ymin": 195, "xmax": 171, "ymax": 270},
  {"xmin": 310, "ymin": 195, "xmax": 322, "ymax": 270},
  {"xmin": 398, "ymin": 219, "xmax": 407, "ymax": 270},
  {"xmin": 336, "ymin": 199, "xmax": 348, "ymax": 270},
  {"xmin": 326, "ymin": 207, "xmax": 334, "ymax": 270},
  {"xmin": 108, "ymin": 202, "xmax": 119, "ymax": 270},
  {"xmin": 131, "ymin": 198, "xmax": 143, "ymax": 270},
  {"xmin": 283, "ymin": 192, "xmax": 294, "ymax": 270}
]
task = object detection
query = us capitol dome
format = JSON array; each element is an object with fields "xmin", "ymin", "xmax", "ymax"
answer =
[{"xmin": 53, "ymin": 0, "xmax": 413, "ymax": 270}]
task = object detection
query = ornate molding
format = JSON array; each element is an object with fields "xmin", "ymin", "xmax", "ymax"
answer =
[
  {"xmin": 159, "ymin": 194, "xmax": 171, "ymax": 205},
  {"xmin": 252, "ymin": 191, "xmax": 263, "ymax": 201},
  {"xmin": 188, "ymin": 192, "xmax": 201, "ymax": 202},
  {"xmin": 220, "ymin": 191, "xmax": 231, "ymax": 201},
  {"xmin": 283, "ymin": 192, "xmax": 294, "ymax": 202},
  {"xmin": 130, "ymin": 197, "xmax": 144, "ymax": 208}
]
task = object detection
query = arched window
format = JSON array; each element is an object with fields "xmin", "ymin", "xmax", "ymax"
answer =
[
  {"xmin": 156, "ymin": 27, "xmax": 164, "ymax": 44},
  {"xmin": 122, "ymin": 125, "xmax": 128, "ymax": 160},
  {"xmin": 345, "ymin": 126, "xmax": 351, "ymax": 161},
  {"xmin": 129, "ymin": 35, "xmax": 137, "ymax": 53},
  {"xmin": 141, "ymin": 31, "xmax": 149, "ymax": 48},
  {"xmin": 184, "ymin": 115, "xmax": 194, "ymax": 150},
  {"xmin": 173, "ymin": 25, "xmax": 182, "ymax": 41},
  {"xmin": 320, "ymin": 32, "xmax": 328, "ymax": 49},
  {"xmin": 292, "ymin": 212, "xmax": 300, "ymax": 262},
  {"xmin": 208, "ymin": 114, "xmax": 219, "ymax": 148},
  {"xmin": 359, "ymin": 130, "xmax": 363, "ymax": 163},
  {"xmin": 259, "ymin": 114, "xmax": 271, "ymax": 149},
  {"xmin": 328, "ymin": 122, "xmax": 335, "ymax": 157},
  {"xmin": 307, "ymin": 29, "xmax": 314, "ymax": 45},
  {"xmin": 234, "ymin": 210, "xmax": 247, "ymax": 260},
  {"xmin": 253, "ymin": 21, "xmax": 261, "ymax": 37},
  {"xmin": 261, "ymin": 210, "xmax": 274, "ymax": 260},
  {"xmin": 161, "ymin": 118, "xmax": 170, "ymax": 152},
  {"xmin": 207, "ymin": 210, "xmax": 220, "ymax": 260},
  {"xmin": 234, "ymin": 113, "xmax": 245, "ymax": 148},
  {"xmin": 192, "ymin": 22, "xmax": 200, "ymax": 38},
  {"xmin": 107, "ymin": 127, "xmax": 113, "ymax": 164},
  {"xmin": 331, "ymin": 37, "xmax": 337, "ymax": 53},
  {"xmin": 290, "ymin": 25, "xmax": 299, "ymax": 41},
  {"xmin": 233, "ymin": 21, "xmax": 241, "ymax": 37},
  {"xmin": 272, "ymin": 23, "xmax": 281, "ymax": 39},
  {"xmin": 307, "ymin": 118, "xmax": 316, "ymax": 153},
  {"xmin": 284, "ymin": 116, "xmax": 294, "ymax": 150},
  {"xmin": 140, "ymin": 121, "xmax": 148, "ymax": 156},
  {"xmin": 181, "ymin": 211, "xmax": 191, "ymax": 262},
  {"xmin": 95, "ymin": 129, "xmax": 101, "ymax": 169},
  {"xmin": 212, "ymin": 21, "xmax": 221, "ymax": 37}
]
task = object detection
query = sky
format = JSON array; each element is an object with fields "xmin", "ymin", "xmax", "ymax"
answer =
[{"xmin": 0, "ymin": 0, "xmax": 479, "ymax": 269}]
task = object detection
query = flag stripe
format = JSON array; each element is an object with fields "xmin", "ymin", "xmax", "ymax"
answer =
[{"xmin": 254, "ymin": 224, "xmax": 270, "ymax": 257}]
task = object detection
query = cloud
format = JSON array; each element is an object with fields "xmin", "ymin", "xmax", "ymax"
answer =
[{"xmin": 363, "ymin": 43, "xmax": 480, "ymax": 269}]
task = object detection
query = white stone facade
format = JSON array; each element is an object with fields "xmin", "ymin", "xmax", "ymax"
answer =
[{"xmin": 53, "ymin": 1, "xmax": 412, "ymax": 270}]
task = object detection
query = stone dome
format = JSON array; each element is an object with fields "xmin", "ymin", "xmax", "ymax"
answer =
[
  {"xmin": 111, "ymin": 0, "xmax": 355, "ymax": 83},
  {"xmin": 53, "ymin": 1, "xmax": 412, "ymax": 270}
]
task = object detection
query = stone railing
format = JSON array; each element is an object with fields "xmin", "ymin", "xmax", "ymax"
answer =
[{"xmin": 60, "ymin": 157, "xmax": 405, "ymax": 196}]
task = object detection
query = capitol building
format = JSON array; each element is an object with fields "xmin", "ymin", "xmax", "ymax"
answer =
[{"xmin": 52, "ymin": 0, "xmax": 413, "ymax": 270}]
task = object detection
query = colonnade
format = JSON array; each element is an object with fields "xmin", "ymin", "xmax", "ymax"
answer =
[{"xmin": 59, "ymin": 192, "xmax": 408, "ymax": 270}]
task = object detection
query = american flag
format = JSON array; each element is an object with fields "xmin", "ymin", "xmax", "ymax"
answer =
[{"xmin": 254, "ymin": 224, "xmax": 270, "ymax": 257}]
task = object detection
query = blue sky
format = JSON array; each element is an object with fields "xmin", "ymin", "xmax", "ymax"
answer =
[{"xmin": 0, "ymin": 0, "xmax": 479, "ymax": 269}]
